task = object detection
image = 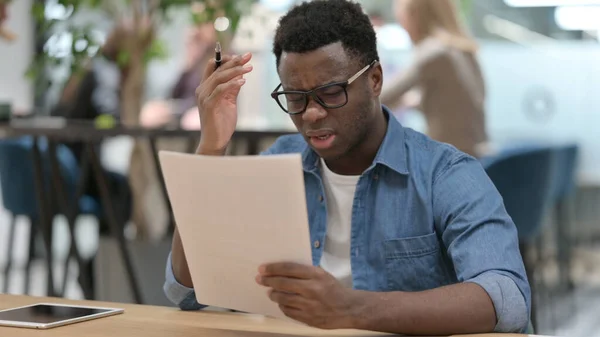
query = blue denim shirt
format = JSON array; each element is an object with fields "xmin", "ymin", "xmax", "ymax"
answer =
[{"xmin": 164, "ymin": 107, "xmax": 531, "ymax": 333}]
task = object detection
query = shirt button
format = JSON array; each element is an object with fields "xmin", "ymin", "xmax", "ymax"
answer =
[
  {"xmin": 314, "ymin": 240, "xmax": 321, "ymax": 248},
  {"xmin": 318, "ymin": 195, "xmax": 324, "ymax": 202},
  {"xmin": 373, "ymin": 174, "xmax": 379, "ymax": 180}
]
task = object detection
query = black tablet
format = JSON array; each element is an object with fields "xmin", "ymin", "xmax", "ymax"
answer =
[{"xmin": 0, "ymin": 303, "xmax": 124, "ymax": 329}]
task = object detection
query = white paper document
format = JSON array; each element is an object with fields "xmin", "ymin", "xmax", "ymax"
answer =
[{"xmin": 159, "ymin": 151, "xmax": 313, "ymax": 319}]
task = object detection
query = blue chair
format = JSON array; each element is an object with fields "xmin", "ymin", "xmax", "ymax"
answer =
[
  {"xmin": 482, "ymin": 144, "xmax": 558, "ymax": 333},
  {"xmin": 549, "ymin": 144, "xmax": 579, "ymax": 291},
  {"xmin": 0, "ymin": 136, "xmax": 100, "ymax": 295}
]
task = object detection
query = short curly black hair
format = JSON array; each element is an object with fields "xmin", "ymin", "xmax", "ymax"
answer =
[{"xmin": 273, "ymin": 0, "xmax": 379, "ymax": 69}]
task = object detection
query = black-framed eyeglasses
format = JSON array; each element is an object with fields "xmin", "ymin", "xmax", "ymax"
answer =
[{"xmin": 270, "ymin": 60, "xmax": 378, "ymax": 115}]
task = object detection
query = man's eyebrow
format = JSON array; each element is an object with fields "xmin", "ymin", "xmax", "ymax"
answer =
[{"xmin": 282, "ymin": 77, "xmax": 347, "ymax": 92}]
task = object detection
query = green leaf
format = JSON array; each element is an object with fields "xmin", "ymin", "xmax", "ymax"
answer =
[
  {"xmin": 24, "ymin": 57, "xmax": 47, "ymax": 80},
  {"xmin": 458, "ymin": 0, "xmax": 473, "ymax": 25},
  {"xmin": 143, "ymin": 38, "xmax": 169, "ymax": 64},
  {"xmin": 70, "ymin": 62, "xmax": 83, "ymax": 76},
  {"xmin": 117, "ymin": 51, "xmax": 131, "ymax": 67},
  {"xmin": 50, "ymin": 57, "xmax": 62, "ymax": 66},
  {"xmin": 86, "ymin": 0, "xmax": 103, "ymax": 8},
  {"xmin": 24, "ymin": 64, "xmax": 39, "ymax": 80},
  {"xmin": 31, "ymin": 2, "xmax": 45, "ymax": 23}
]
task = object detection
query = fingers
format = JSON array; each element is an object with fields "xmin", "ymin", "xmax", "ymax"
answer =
[
  {"xmin": 268, "ymin": 289, "xmax": 308, "ymax": 309},
  {"xmin": 257, "ymin": 275, "xmax": 309, "ymax": 294},
  {"xmin": 259, "ymin": 263, "xmax": 317, "ymax": 279},
  {"xmin": 210, "ymin": 63, "xmax": 253, "ymax": 88},
  {"xmin": 279, "ymin": 304, "xmax": 306, "ymax": 322},
  {"xmin": 199, "ymin": 53, "xmax": 252, "ymax": 102},
  {"xmin": 202, "ymin": 55, "xmax": 232, "ymax": 80},
  {"xmin": 203, "ymin": 52, "xmax": 252, "ymax": 81},
  {"xmin": 206, "ymin": 78, "xmax": 246, "ymax": 102},
  {"xmin": 195, "ymin": 52, "xmax": 252, "ymax": 114},
  {"xmin": 221, "ymin": 52, "xmax": 252, "ymax": 71}
]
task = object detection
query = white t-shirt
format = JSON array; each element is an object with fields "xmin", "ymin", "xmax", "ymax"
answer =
[{"xmin": 318, "ymin": 159, "xmax": 360, "ymax": 288}]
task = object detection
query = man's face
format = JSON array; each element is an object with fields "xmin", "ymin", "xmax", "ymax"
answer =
[{"xmin": 277, "ymin": 42, "xmax": 383, "ymax": 161}]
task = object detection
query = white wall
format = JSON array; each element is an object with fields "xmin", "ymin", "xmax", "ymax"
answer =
[{"xmin": 0, "ymin": 0, "xmax": 34, "ymax": 113}]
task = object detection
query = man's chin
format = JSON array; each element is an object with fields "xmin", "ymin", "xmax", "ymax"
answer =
[
  {"xmin": 312, "ymin": 147, "xmax": 345, "ymax": 162},
  {"xmin": 302, "ymin": 136, "xmax": 345, "ymax": 160}
]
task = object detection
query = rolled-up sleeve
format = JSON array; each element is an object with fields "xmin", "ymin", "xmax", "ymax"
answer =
[
  {"xmin": 467, "ymin": 272, "xmax": 528, "ymax": 332},
  {"xmin": 433, "ymin": 153, "xmax": 531, "ymax": 333},
  {"xmin": 163, "ymin": 252, "xmax": 207, "ymax": 311}
]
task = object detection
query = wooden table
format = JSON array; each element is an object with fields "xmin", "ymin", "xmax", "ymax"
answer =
[{"xmin": 0, "ymin": 295, "xmax": 552, "ymax": 337}]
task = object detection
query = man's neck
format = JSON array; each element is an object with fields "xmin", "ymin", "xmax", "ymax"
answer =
[{"xmin": 325, "ymin": 108, "xmax": 388, "ymax": 176}]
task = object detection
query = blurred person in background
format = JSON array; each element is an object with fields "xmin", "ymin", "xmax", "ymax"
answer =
[
  {"xmin": 50, "ymin": 20, "xmax": 138, "ymax": 232},
  {"xmin": 0, "ymin": 0, "xmax": 16, "ymax": 41},
  {"xmin": 133, "ymin": 19, "xmax": 217, "ymax": 240},
  {"xmin": 139, "ymin": 22, "xmax": 216, "ymax": 130},
  {"xmin": 368, "ymin": 10, "xmax": 385, "ymax": 30},
  {"xmin": 380, "ymin": 0, "xmax": 487, "ymax": 158},
  {"xmin": 48, "ymin": 17, "xmax": 156, "ymax": 296}
]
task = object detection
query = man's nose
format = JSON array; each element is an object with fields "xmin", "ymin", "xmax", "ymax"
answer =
[{"xmin": 302, "ymin": 98, "xmax": 327, "ymax": 123}]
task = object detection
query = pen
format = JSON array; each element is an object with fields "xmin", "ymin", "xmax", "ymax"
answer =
[{"xmin": 215, "ymin": 41, "xmax": 222, "ymax": 69}]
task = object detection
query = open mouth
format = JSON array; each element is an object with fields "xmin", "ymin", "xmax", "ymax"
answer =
[{"xmin": 308, "ymin": 133, "xmax": 336, "ymax": 150}]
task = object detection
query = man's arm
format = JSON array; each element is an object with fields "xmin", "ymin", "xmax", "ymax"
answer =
[
  {"xmin": 170, "ymin": 227, "xmax": 193, "ymax": 288},
  {"xmin": 352, "ymin": 282, "xmax": 495, "ymax": 335},
  {"xmin": 430, "ymin": 152, "xmax": 530, "ymax": 332},
  {"xmin": 258, "ymin": 264, "xmax": 499, "ymax": 335},
  {"xmin": 163, "ymin": 226, "xmax": 207, "ymax": 310}
]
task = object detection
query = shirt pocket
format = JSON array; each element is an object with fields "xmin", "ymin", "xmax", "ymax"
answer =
[{"xmin": 384, "ymin": 232, "xmax": 452, "ymax": 292}]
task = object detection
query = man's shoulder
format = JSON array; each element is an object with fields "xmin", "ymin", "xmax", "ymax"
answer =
[
  {"xmin": 402, "ymin": 127, "xmax": 473, "ymax": 176},
  {"xmin": 261, "ymin": 133, "xmax": 308, "ymax": 155}
]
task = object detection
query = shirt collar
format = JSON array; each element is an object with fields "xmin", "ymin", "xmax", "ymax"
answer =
[{"xmin": 301, "ymin": 105, "xmax": 409, "ymax": 175}]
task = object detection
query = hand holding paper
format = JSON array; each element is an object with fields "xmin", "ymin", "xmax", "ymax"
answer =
[{"xmin": 256, "ymin": 262, "xmax": 363, "ymax": 329}]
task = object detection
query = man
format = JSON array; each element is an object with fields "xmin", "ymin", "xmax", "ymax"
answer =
[{"xmin": 164, "ymin": 0, "xmax": 530, "ymax": 335}]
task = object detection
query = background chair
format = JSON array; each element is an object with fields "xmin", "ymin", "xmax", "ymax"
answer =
[
  {"xmin": 0, "ymin": 136, "xmax": 100, "ymax": 296},
  {"xmin": 549, "ymin": 144, "xmax": 579, "ymax": 292},
  {"xmin": 482, "ymin": 144, "xmax": 558, "ymax": 332}
]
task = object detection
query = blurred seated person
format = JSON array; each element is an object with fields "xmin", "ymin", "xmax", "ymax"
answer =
[
  {"xmin": 139, "ymin": 22, "xmax": 216, "ymax": 130},
  {"xmin": 50, "ymin": 21, "xmax": 136, "ymax": 231},
  {"xmin": 48, "ymin": 19, "xmax": 150, "ymax": 297}
]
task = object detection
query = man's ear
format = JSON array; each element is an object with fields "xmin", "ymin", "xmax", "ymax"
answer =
[{"xmin": 370, "ymin": 62, "xmax": 383, "ymax": 96}]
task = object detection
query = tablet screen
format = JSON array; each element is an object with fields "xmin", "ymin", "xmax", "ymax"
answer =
[{"xmin": 0, "ymin": 304, "xmax": 113, "ymax": 324}]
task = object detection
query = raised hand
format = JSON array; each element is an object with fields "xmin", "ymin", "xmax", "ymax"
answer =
[{"xmin": 195, "ymin": 52, "xmax": 253, "ymax": 155}]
